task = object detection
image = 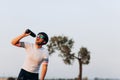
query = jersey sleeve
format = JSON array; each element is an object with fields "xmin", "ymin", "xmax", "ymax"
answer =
[
  {"xmin": 42, "ymin": 51, "xmax": 49, "ymax": 64},
  {"xmin": 19, "ymin": 42, "xmax": 25, "ymax": 48},
  {"xmin": 19, "ymin": 42, "xmax": 30, "ymax": 49}
]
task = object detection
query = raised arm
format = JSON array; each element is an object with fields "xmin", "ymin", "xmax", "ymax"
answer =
[{"xmin": 11, "ymin": 32, "xmax": 30, "ymax": 47}]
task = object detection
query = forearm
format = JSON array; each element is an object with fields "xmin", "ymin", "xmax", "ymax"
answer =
[
  {"xmin": 11, "ymin": 33, "xmax": 26, "ymax": 46},
  {"xmin": 40, "ymin": 64, "xmax": 48, "ymax": 80}
]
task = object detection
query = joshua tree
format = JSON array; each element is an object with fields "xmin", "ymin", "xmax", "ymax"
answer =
[{"xmin": 47, "ymin": 35, "xmax": 90, "ymax": 80}]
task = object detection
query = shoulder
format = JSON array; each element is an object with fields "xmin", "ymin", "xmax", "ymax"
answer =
[
  {"xmin": 42, "ymin": 47, "xmax": 49, "ymax": 53},
  {"xmin": 41, "ymin": 47, "xmax": 49, "ymax": 56},
  {"xmin": 24, "ymin": 42, "xmax": 34, "ymax": 48}
]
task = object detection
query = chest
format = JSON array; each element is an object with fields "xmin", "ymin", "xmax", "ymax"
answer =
[{"xmin": 26, "ymin": 48, "xmax": 45, "ymax": 62}]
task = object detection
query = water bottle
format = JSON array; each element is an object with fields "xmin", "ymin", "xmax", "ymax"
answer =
[{"xmin": 25, "ymin": 29, "xmax": 36, "ymax": 37}]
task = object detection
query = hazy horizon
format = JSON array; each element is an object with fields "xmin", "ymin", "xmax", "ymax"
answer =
[{"xmin": 0, "ymin": 0, "xmax": 120, "ymax": 79}]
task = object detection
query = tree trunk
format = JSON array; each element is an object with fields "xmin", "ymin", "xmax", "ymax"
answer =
[{"xmin": 78, "ymin": 59, "xmax": 82, "ymax": 80}]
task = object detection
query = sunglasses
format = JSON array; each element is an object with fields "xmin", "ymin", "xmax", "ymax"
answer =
[{"xmin": 37, "ymin": 34, "xmax": 45, "ymax": 39}]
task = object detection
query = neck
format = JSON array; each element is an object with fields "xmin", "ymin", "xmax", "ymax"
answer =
[{"xmin": 35, "ymin": 43, "xmax": 42, "ymax": 49}]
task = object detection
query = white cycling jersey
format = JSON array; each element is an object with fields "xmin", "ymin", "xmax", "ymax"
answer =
[{"xmin": 21, "ymin": 42, "xmax": 49, "ymax": 73}]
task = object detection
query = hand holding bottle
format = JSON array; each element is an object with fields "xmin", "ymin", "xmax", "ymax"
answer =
[{"xmin": 25, "ymin": 29, "xmax": 36, "ymax": 37}]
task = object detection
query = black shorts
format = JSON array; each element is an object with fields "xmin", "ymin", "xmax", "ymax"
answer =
[{"xmin": 17, "ymin": 69, "xmax": 39, "ymax": 80}]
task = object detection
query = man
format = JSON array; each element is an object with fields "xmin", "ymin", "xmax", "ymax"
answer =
[{"xmin": 11, "ymin": 30, "xmax": 49, "ymax": 80}]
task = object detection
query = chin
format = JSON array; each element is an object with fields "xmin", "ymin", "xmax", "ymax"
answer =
[{"xmin": 36, "ymin": 42, "xmax": 43, "ymax": 45}]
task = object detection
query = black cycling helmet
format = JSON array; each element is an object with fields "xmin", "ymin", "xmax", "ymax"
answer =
[{"xmin": 37, "ymin": 32, "xmax": 49, "ymax": 45}]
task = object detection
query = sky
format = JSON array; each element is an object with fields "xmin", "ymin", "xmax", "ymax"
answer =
[{"xmin": 0, "ymin": 0, "xmax": 120, "ymax": 79}]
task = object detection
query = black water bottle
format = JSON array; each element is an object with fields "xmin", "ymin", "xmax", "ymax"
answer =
[{"xmin": 25, "ymin": 29, "xmax": 36, "ymax": 37}]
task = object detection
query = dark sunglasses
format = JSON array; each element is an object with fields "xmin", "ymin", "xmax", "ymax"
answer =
[{"xmin": 37, "ymin": 34, "xmax": 45, "ymax": 39}]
